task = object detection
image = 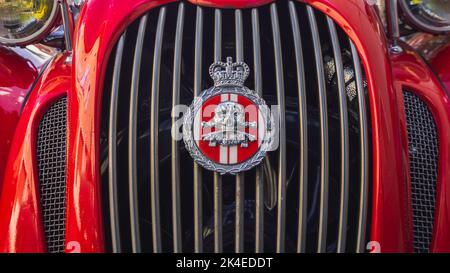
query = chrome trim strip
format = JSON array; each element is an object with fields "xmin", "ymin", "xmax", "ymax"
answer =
[
  {"xmin": 289, "ymin": 1, "xmax": 308, "ymax": 253},
  {"xmin": 307, "ymin": 6, "xmax": 329, "ymax": 253},
  {"xmin": 351, "ymin": 42, "xmax": 369, "ymax": 253},
  {"xmin": 214, "ymin": 173, "xmax": 223, "ymax": 253},
  {"xmin": 60, "ymin": 1, "xmax": 73, "ymax": 53},
  {"xmin": 235, "ymin": 175, "xmax": 245, "ymax": 253},
  {"xmin": 252, "ymin": 8, "xmax": 264, "ymax": 253},
  {"xmin": 194, "ymin": 6, "xmax": 204, "ymax": 253},
  {"xmin": 128, "ymin": 15, "xmax": 148, "ymax": 253},
  {"xmin": 235, "ymin": 9, "xmax": 245, "ymax": 253},
  {"xmin": 108, "ymin": 33, "xmax": 126, "ymax": 253},
  {"xmin": 327, "ymin": 17, "xmax": 350, "ymax": 253},
  {"xmin": 271, "ymin": 3, "xmax": 287, "ymax": 253},
  {"xmin": 149, "ymin": 7, "xmax": 166, "ymax": 253},
  {"xmin": 214, "ymin": 8, "xmax": 223, "ymax": 254},
  {"xmin": 171, "ymin": 3, "xmax": 185, "ymax": 253}
]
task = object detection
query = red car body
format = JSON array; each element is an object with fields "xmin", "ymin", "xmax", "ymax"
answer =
[{"xmin": 0, "ymin": 0, "xmax": 449, "ymax": 253}]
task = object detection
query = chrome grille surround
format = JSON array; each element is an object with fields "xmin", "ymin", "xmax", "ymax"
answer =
[{"xmin": 100, "ymin": 1, "xmax": 372, "ymax": 253}]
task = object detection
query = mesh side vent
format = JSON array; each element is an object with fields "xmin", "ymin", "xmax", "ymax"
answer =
[
  {"xmin": 403, "ymin": 91, "xmax": 438, "ymax": 253},
  {"xmin": 37, "ymin": 97, "xmax": 67, "ymax": 253}
]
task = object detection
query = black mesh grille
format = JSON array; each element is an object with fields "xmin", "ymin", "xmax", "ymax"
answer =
[
  {"xmin": 37, "ymin": 97, "xmax": 67, "ymax": 253},
  {"xmin": 403, "ymin": 91, "xmax": 438, "ymax": 253}
]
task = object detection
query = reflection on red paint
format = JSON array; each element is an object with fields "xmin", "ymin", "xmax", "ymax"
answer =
[
  {"xmin": 0, "ymin": 52, "xmax": 70, "ymax": 253},
  {"xmin": 392, "ymin": 43, "xmax": 450, "ymax": 252},
  {"xmin": 0, "ymin": 46, "xmax": 39, "ymax": 188},
  {"xmin": 1, "ymin": 0, "xmax": 449, "ymax": 253}
]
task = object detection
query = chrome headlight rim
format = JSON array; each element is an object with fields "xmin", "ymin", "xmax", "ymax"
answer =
[
  {"xmin": 400, "ymin": 0, "xmax": 450, "ymax": 34},
  {"xmin": 0, "ymin": 0, "xmax": 60, "ymax": 46}
]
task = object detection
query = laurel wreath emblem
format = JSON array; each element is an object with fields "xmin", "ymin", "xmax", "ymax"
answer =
[{"xmin": 183, "ymin": 85, "xmax": 270, "ymax": 175}]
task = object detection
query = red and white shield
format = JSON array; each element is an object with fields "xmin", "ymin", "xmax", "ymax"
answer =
[
  {"xmin": 193, "ymin": 93, "xmax": 266, "ymax": 165},
  {"xmin": 183, "ymin": 57, "xmax": 269, "ymax": 174}
]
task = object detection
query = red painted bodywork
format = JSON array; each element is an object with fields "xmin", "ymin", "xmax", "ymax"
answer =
[
  {"xmin": 68, "ymin": 0, "xmax": 409, "ymax": 252},
  {"xmin": 392, "ymin": 43, "xmax": 450, "ymax": 252},
  {"xmin": 0, "ymin": 52, "xmax": 70, "ymax": 252},
  {"xmin": 0, "ymin": 47, "xmax": 44, "ymax": 188},
  {"xmin": 0, "ymin": 45, "xmax": 57, "ymax": 186},
  {"xmin": 429, "ymin": 43, "xmax": 450, "ymax": 93},
  {"xmin": 0, "ymin": 0, "xmax": 449, "ymax": 253}
]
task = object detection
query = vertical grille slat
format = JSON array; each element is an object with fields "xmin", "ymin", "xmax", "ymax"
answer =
[
  {"xmin": 108, "ymin": 33, "xmax": 126, "ymax": 253},
  {"xmin": 270, "ymin": 3, "xmax": 287, "ymax": 253},
  {"xmin": 235, "ymin": 10, "xmax": 244, "ymax": 61},
  {"xmin": 37, "ymin": 97, "xmax": 67, "ymax": 253},
  {"xmin": 149, "ymin": 7, "xmax": 166, "ymax": 253},
  {"xmin": 193, "ymin": 6, "xmax": 204, "ymax": 253},
  {"xmin": 288, "ymin": 1, "xmax": 308, "ymax": 253},
  {"xmin": 327, "ymin": 18, "xmax": 349, "ymax": 253},
  {"xmin": 350, "ymin": 41, "xmax": 370, "ymax": 253},
  {"xmin": 171, "ymin": 3, "xmax": 185, "ymax": 253},
  {"xmin": 403, "ymin": 91, "xmax": 438, "ymax": 253},
  {"xmin": 251, "ymin": 8, "xmax": 264, "ymax": 254},
  {"xmin": 235, "ymin": 176, "xmax": 245, "ymax": 252},
  {"xmin": 100, "ymin": 1, "xmax": 373, "ymax": 254},
  {"xmin": 128, "ymin": 15, "xmax": 148, "ymax": 253},
  {"xmin": 213, "ymin": 8, "xmax": 223, "ymax": 254},
  {"xmin": 213, "ymin": 174, "xmax": 223, "ymax": 252},
  {"xmin": 214, "ymin": 9, "xmax": 222, "ymax": 62},
  {"xmin": 234, "ymin": 9, "xmax": 245, "ymax": 253},
  {"xmin": 307, "ymin": 6, "xmax": 329, "ymax": 253}
]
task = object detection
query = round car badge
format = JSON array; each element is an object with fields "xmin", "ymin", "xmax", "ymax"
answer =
[{"xmin": 183, "ymin": 57, "xmax": 271, "ymax": 175}]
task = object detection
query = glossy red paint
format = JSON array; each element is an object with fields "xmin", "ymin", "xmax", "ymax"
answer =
[
  {"xmin": 188, "ymin": 0, "xmax": 272, "ymax": 8},
  {"xmin": 0, "ymin": 0, "xmax": 441, "ymax": 253},
  {"xmin": 0, "ymin": 47, "xmax": 39, "ymax": 188},
  {"xmin": 0, "ymin": 45, "xmax": 57, "ymax": 187},
  {"xmin": 67, "ymin": 0, "xmax": 411, "ymax": 252},
  {"xmin": 429, "ymin": 43, "xmax": 450, "ymax": 93},
  {"xmin": 392, "ymin": 43, "xmax": 450, "ymax": 253},
  {"xmin": 0, "ymin": 52, "xmax": 70, "ymax": 252}
]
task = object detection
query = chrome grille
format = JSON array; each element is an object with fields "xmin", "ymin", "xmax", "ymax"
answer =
[
  {"xmin": 100, "ymin": 1, "xmax": 372, "ymax": 253},
  {"xmin": 403, "ymin": 91, "xmax": 438, "ymax": 253},
  {"xmin": 36, "ymin": 97, "xmax": 67, "ymax": 253}
]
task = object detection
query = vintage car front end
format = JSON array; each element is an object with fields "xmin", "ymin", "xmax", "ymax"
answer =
[{"xmin": 0, "ymin": 0, "xmax": 449, "ymax": 253}]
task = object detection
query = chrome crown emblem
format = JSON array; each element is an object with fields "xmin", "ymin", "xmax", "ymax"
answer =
[
  {"xmin": 183, "ymin": 57, "xmax": 271, "ymax": 175},
  {"xmin": 209, "ymin": 57, "xmax": 250, "ymax": 87}
]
